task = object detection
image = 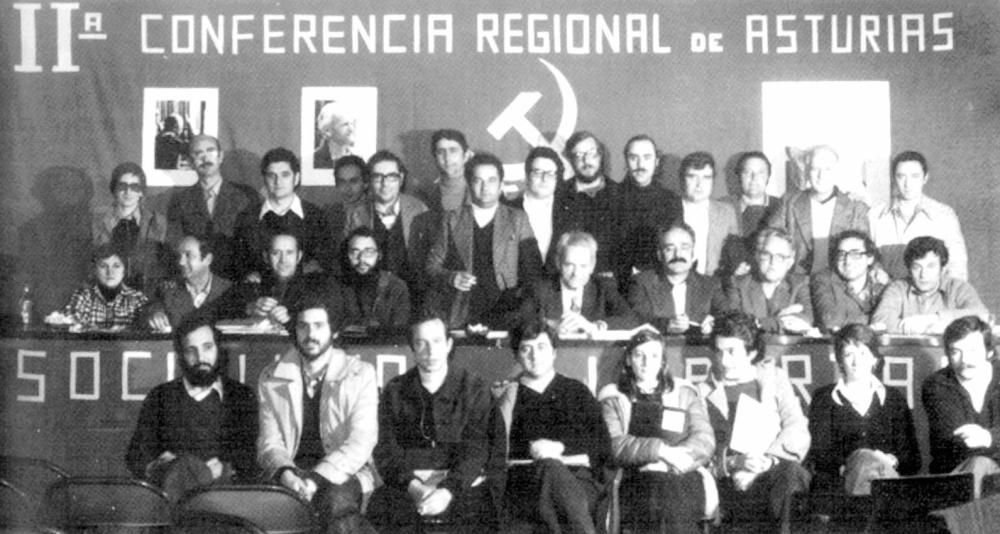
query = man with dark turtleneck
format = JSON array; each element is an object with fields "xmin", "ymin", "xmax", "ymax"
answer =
[{"xmin": 339, "ymin": 226, "xmax": 410, "ymax": 332}]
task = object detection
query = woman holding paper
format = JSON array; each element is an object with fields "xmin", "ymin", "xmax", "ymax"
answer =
[
  {"xmin": 807, "ymin": 323, "xmax": 920, "ymax": 494},
  {"xmin": 598, "ymin": 329, "xmax": 715, "ymax": 534}
]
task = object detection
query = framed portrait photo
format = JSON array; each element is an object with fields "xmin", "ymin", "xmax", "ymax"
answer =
[
  {"xmin": 300, "ymin": 86, "xmax": 378, "ymax": 186},
  {"xmin": 141, "ymin": 87, "xmax": 220, "ymax": 187}
]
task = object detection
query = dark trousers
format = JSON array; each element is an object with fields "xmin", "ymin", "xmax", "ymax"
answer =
[
  {"xmin": 622, "ymin": 469, "xmax": 705, "ymax": 534},
  {"xmin": 150, "ymin": 454, "xmax": 233, "ymax": 504},
  {"xmin": 503, "ymin": 459, "xmax": 601, "ymax": 534},
  {"xmin": 367, "ymin": 482, "xmax": 497, "ymax": 533},
  {"xmin": 718, "ymin": 460, "xmax": 811, "ymax": 534},
  {"xmin": 296, "ymin": 473, "xmax": 373, "ymax": 534}
]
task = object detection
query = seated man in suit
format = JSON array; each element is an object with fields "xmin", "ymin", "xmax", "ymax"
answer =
[
  {"xmin": 725, "ymin": 228, "xmax": 813, "ymax": 334},
  {"xmin": 232, "ymin": 147, "xmax": 335, "ymax": 281},
  {"xmin": 126, "ymin": 317, "xmax": 258, "ymax": 502},
  {"xmin": 871, "ymin": 236, "xmax": 988, "ymax": 335},
  {"xmin": 215, "ymin": 233, "xmax": 343, "ymax": 327},
  {"xmin": 344, "ymin": 150, "xmax": 434, "ymax": 294},
  {"xmin": 767, "ymin": 145, "xmax": 869, "ymax": 274},
  {"xmin": 922, "ymin": 315, "xmax": 1000, "ymax": 498},
  {"xmin": 368, "ymin": 313, "xmax": 503, "ymax": 531},
  {"xmin": 678, "ymin": 151, "xmax": 741, "ymax": 276},
  {"xmin": 810, "ymin": 230, "xmax": 887, "ymax": 333},
  {"xmin": 166, "ymin": 134, "xmax": 259, "ymax": 279},
  {"xmin": 520, "ymin": 231, "xmax": 638, "ymax": 338},
  {"xmin": 629, "ymin": 223, "xmax": 725, "ymax": 335},
  {"xmin": 699, "ymin": 312, "xmax": 811, "ymax": 533},
  {"xmin": 495, "ymin": 318, "xmax": 612, "ymax": 534},
  {"xmin": 144, "ymin": 234, "xmax": 231, "ymax": 332},
  {"xmin": 339, "ymin": 226, "xmax": 411, "ymax": 332},
  {"xmin": 425, "ymin": 152, "xmax": 542, "ymax": 329}
]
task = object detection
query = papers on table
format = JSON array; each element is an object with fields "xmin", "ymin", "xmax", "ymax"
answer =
[
  {"xmin": 507, "ymin": 454, "xmax": 590, "ymax": 468},
  {"xmin": 728, "ymin": 393, "xmax": 780, "ymax": 455},
  {"xmin": 216, "ymin": 318, "xmax": 288, "ymax": 335}
]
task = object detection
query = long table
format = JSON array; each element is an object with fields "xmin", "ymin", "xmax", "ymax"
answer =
[{"xmin": 0, "ymin": 330, "xmax": 946, "ymax": 477}]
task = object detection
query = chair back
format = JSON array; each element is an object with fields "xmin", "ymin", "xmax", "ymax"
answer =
[
  {"xmin": 870, "ymin": 473, "xmax": 974, "ymax": 534},
  {"xmin": 175, "ymin": 485, "xmax": 318, "ymax": 534},
  {"xmin": 41, "ymin": 477, "xmax": 172, "ymax": 530},
  {"xmin": 0, "ymin": 457, "xmax": 70, "ymax": 506},
  {"xmin": 171, "ymin": 510, "xmax": 267, "ymax": 534}
]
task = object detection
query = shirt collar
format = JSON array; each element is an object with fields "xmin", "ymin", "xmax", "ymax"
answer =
[
  {"xmin": 831, "ymin": 377, "xmax": 886, "ymax": 407},
  {"xmin": 183, "ymin": 376, "xmax": 224, "ymax": 402},
  {"xmin": 375, "ymin": 198, "xmax": 400, "ymax": 217},
  {"xmin": 471, "ymin": 203, "xmax": 499, "ymax": 226},
  {"xmin": 185, "ymin": 274, "xmax": 213, "ymax": 295},
  {"xmin": 574, "ymin": 175, "xmax": 606, "ymax": 196},
  {"xmin": 201, "ymin": 179, "xmax": 221, "ymax": 196},
  {"xmin": 300, "ymin": 347, "xmax": 332, "ymax": 384},
  {"xmin": 888, "ymin": 198, "xmax": 933, "ymax": 220},
  {"xmin": 259, "ymin": 195, "xmax": 304, "ymax": 219}
]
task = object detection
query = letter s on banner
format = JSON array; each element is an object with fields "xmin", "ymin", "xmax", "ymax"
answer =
[{"xmin": 17, "ymin": 349, "xmax": 46, "ymax": 402}]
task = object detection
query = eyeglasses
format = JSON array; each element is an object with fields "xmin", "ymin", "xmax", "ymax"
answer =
[
  {"xmin": 758, "ymin": 251, "xmax": 793, "ymax": 263},
  {"xmin": 571, "ymin": 149, "xmax": 599, "ymax": 162},
  {"xmin": 834, "ymin": 250, "xmax": 868, "ymax": 261},
  {"xmin": 836, "ymin": 250, "xmax": 870, "ymax": 262},
  {"xmin": 347, "ymin": 248, "xmax": 379, "ymax": 259},
  {"xmin": 529, "ymin": 169, "xmax": 558, "ymax": 180},
  {"xmin": 371, "ymin": 173, "xmax": 402, "ymax": 184},
  {"xmin": 115, "ymin": 182, "xmax": 143, "ymax": 193}
]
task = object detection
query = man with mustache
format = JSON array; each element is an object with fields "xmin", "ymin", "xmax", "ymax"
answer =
[
  {"xmin": 125, "ymin": 317, "xmax": 259, "ymax": 502},
  {"xmin": 339, "ymin": 226, "xmax": 411, "ymax": 332},
  {"xmin": 922, "ymin": 316, "xmax": 1000, "ymax": 497},
  {"xmin": 628, "ymin": 224, "xmax": 725, "ymax": 335},
  {"xmin": 258, "ymin": 298, "xmax": 378, "ymax": 534},
  {"xmin": 557, "ymin": 131, "xmax": 622, "ymax": 280},
  {"xmin": 616, "ymin": 135, "xmax": 683, "ymax": 285},
  {"xmin": 167, "ymin": 134, "xmax": 259, "ymax": 279}
]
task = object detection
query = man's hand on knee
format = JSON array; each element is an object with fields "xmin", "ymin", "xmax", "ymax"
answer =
[{"xmin": 418, "ymin": 488, "xmax": 453, "ymax": 516}]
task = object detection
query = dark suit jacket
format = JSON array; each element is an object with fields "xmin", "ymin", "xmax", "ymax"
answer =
[
  {"xmin": 506, "ymin": 195, "xmax": 572, "ymax": 276},
  {"xmin": 809, "ymin": 269, "xmax": 886, "ymax": 333},
  {"xmin": 767, "ymin": 190, "xmax": 869, "ymax": 274},
  {"xmin": 125, "ymin": 377, "xmax": 259, "ymax": 482},
  {"xmin": 724, "ymin": 272, "xmax": 813, "ymax": 333},
  {"xmin": 166, "ymin": 181, "xmax": 259, "ymax": 279},
  {"xmin": 521, "ymin": 276, "xmax": 639, "ymax": 330},
  {"xmin": 231, "ymin": 198, "xmax": 336, "ymax": 280},
  {"xmin": 341, "ymin": 270, "xmax": 411, "ymax": 331},
  {"xmin": 627, "ymin": 269, "xmax": 725, "ymax": 328},
  {"xmin": 344, "ymin": 193, "xmax": 437, "ymax": 280},
  {"xmin": 922, "ymin": 363, "xmax": 1000, "ymax": 473},
  {"xmin": 141, "ymin": 275, "xmax": 232, "ymax": 328},
  {"xmin": 425, "ymin": 204, "xmax": 542, "ymax": 327}
]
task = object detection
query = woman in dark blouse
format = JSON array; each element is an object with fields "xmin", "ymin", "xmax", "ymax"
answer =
[
  {"xmin": 807, "ymin": 324, "xmax": 920, "ymax": 494},
  {"xmin": 598, "ymin": 330, "xmax": 715, "ymax": 534}
]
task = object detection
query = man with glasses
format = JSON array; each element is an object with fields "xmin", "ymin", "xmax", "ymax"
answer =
[
  {"xmin": 616, "ymin": 135, "xmax": 683, "ymax": 285},
  {"xmin": 345, "ymin": 151, "xmax": 434, "ymax": 294},
  {"xmin": 725, "ymin": 228, "xmax": 813, "ymax": 334},
  {"xmin": 508, "ymin": 146, "xmax": 570, "ymax": 275},
  {"xmin": 629, "ymin": 223, "xmax": 725, "ymax": 334},
  {"xmin": 810, "ymin": 230, "xmax": 887, "ymax": 333},
  {"xmin": 232, "ymin": 147, "xmax": 335, "ymax": 281},
  {"xmin": 338, "ymin": 226, "xmax": 410, "ymax": 332},
  {"xmin": 678, "ymin": 151, "xmax": 741, "ymax": 277},
  {"xmin": 557, "ymin": 131, "xmax": 622, "ymax": 279}
]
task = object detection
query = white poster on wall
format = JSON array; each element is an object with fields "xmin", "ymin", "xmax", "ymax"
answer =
[{"xmin": 762, "ymin": 81, "xmax": 891, "ymax": 207}]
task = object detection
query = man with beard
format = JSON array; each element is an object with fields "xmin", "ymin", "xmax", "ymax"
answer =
[
  {"xmin": 557, "ymin": 131, "xmax": 622, "ymax": 279},
  {"xmin": 339, "ymin": 226, "xmax": 411, "ymax": 332},
  {"xmin": 922, "ymin": 316, "xmax": 1000, "ymax": 497},
  {"xmin": 628, "ymin": 224, "xmax": 725, "ymax": 335},
  {"xmin": 125, "ymin": 317, "xmax": 259, "ymax": 501},
  {"xmin": 616, "ymin": 135, "xmax": 683, "ymax": 285},
  {"xmin": 167, "ymin": 135, "xmax": 259, "ymax": 279},
  {"xmin": 258, "ymin": 298, "xmax": 379, "ymax": 534}
]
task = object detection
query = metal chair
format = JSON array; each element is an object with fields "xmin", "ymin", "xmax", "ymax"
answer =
[
  {"xmin": 0, "ymin": 457, "xmax": 70, "ymax": 508},
  {"xmin": 174, "ymin": 485, "xmax": 318, "ymax": 534},
  {"xmin": 40, "ymin": 477, "xmax": 172, "ymax": 532},
  {"xmin": 171, "ymin": 510, "xmax": 267, "ymax": 534}
]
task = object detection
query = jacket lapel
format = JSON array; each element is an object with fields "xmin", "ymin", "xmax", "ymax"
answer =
[{"xmin": 454, "ymin": 208, "xmax": 474, "ymax": 270}]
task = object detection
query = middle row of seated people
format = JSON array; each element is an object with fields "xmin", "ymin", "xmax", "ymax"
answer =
[
  {"xmin": 66, "ymin": 133, "xmax": 987, "ymax": 337},
  {"xmin": 125, "ymin": 306, "xmax": 1000, "ymax": 534}
]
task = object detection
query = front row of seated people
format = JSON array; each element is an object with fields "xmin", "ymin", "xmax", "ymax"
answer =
[{"xmin": 124, "ymin": 305, "xmax": 1000, "ymax": 534}]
